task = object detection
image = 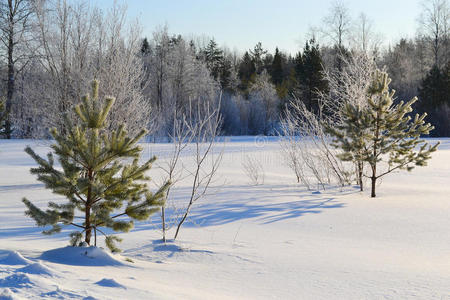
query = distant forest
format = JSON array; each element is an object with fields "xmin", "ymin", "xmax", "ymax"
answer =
[{"xmin": 0, "ymin": 0, "xmax": 449, "ymax": 138}]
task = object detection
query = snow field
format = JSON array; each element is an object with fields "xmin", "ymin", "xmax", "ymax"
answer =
[{"xmin": 0, "ymin": 138, "xmax": 449, "ymax": 299}]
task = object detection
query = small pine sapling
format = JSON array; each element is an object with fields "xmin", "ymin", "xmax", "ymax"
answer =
[
  {"xmin": 329, "ymin": 70, "xmax": 439, "ymax": 197},
  {"xmin": 23, "ymin": 81, "xmax": 169, "ymax": 252}
]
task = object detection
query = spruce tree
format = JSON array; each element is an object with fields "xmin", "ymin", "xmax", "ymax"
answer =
[
  {"xmin": 419, "ymin": 65, "xmax": 446, "ymax": 110},
  {"xmin": 328, "ymin": 70, "xmax": 438, "ymax": 197},
  {"xmin": 218, "ymin": 57, "xmax": 233, "ymax": 92},
  {"xmin": 203, "ymin": 39, "xmax": 224, "ymax": 80},
  {"xmin": 141, "ymin": 37, "xmax": 150, "ymax": 55},
  {"xmin": 22, "ymin": 81, "xmax": 169, "ymax": 252},
  {"xmin": 202, "ymin": 39, "xmax": 234, "ymax": 91},
  {"xmin": 271, "ymin": 47, "xmax": 284, "ymax": 86},
  {"xmin": 418, "ymin": 64, "xmax": 450, "ymax": 136},
  {"xmin": 250, "ymin": 42, "xmax": 267, "ymax": 74},
  {"xmin": 295, "ymin": 39, "xmax": 328, "ymax": 113},
  {"xmin": 238, "ymin": 51, "xmax": 256, "ymax": 95}
]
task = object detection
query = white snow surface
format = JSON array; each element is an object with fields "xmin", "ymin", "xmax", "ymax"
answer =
[{"xmin": 0, "ymin": 137, "xmax": 449, "ymax": 299}]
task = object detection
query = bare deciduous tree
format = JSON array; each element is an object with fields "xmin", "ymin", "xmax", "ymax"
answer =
[
  {"xmin": 144, "ymin": 27, "xmax": 218, "ymax": 138},
  {"xmin": 279, "ymin": 99, "xmax": 351, "ymax": 190},
  {"xmin": 351, "ymin": 13, "xmax": 382, "ymax": 57},
  {"xmin": 16, "ymin": 0, "xmax": 149, "ymax": 137},
  {"xmin": 0, "ymin": 0, "xmax": 35, "ymax": 138},
  {"xmin": 321, "ymin": 51, "xmax": 377, "ymax": 114},
  {"xmin": 248, "ymin": 70, "xmax": 279, "ymax": 135},
  {"xmin": 321, "ymin": 1, "xmax": 352, "ymax": 50},
  {"xmin": 173, "ymin": 98, "xmax": 223, "ymax": 240},
  {"xmin": 157, "ymin": 110, "xmax": 192, "ymax": 242},
  {"xmin": 93, "ymin": 6, "xmax": 149, "ymax": 136},
  {"xmin": 418, "ymin": 0, "xmax": 449, "ymax": 67}
]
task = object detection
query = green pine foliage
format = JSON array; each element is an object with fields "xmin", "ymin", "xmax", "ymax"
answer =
[
  {"xmin": 328, "ymin": 70, "xmax": 439, "ymax": 197},
  {"xmin": 22, "ymin": 81, "xmax": 169, "ymax": 252}
]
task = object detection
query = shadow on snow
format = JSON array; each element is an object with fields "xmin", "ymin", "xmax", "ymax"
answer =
[{"xmin": 132, "ymin": 184, "xmax": 351, "ymax": 232}]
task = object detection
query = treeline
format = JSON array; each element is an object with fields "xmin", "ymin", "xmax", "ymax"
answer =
[{"xmin": 0, "ymin": 0, "xmax": 449, "ymax": 138}]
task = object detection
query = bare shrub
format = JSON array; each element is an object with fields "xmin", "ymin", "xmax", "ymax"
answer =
[
  {"xmin": 279, "ymin": 99, "xmax": 352, "ymax": 190},
  {"xmin": 242, "ymin": 155, "xmax": 265, "ymax": 185}
]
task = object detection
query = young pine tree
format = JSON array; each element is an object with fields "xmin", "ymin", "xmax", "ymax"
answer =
[
  {"xmin": 23, "ymin": 81, "xmax": 169, "ymax": 252},
  {"xmin": 329, "ymin": 70, "xmax": 439, "ymax": 197}
]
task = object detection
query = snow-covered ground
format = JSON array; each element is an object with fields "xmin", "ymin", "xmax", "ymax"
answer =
[{"xmin": 1, "ymin": 138, "xmax": 449, "ymax": 299}]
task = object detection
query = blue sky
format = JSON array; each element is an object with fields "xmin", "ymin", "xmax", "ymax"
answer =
[{"xmin": 94, "ymin": 0, "xmax": 421, "ymax": 54}]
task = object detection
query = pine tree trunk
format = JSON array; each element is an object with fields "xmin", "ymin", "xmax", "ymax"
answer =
[
  {"xmin": 161, "ymin": 207, "xmax": 166, "ymax": 243},
  {"xmin": 85, "ymin": 206, "xmax": 92, "ymax": 245},
  {"xmin": 371, "ymin": 176, "xmax": 376, "ymax": 198},
  {"xmin": 371, "ymin": 110, "xmax": 380, "ymax": 198},
  {"xmin": 358, "ymin": 161, "xmax": 363, "ymax": 191},
  {"xmin": 85, "ymin": 169, "xmax": 93, "ymax": 245},
  {"xmin": 370, "ymin": 160, "xmax": 377, "ymax": 198}
]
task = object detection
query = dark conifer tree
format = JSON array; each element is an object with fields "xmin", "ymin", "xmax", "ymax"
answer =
[
  {"xmin": 202, "ymin": 39, "xmax": 234, "ymax": 91},
  {"xmin": 418, "ymin": 64, "xmax": 450, "ymax": 136},
  {"xmin": 250, "ymin": 42, "xmax": 267, "ymax": 74},
  {"xmin": 219, "ymin": 57, "xmax": 233, "ymax": 92},
  {"xmin": 141, "ymin": 37, "xmax": 150, "ymax": 55},
  {"xmin": 419, "ymin": 65, "xmax": 446, "ymax": 108},
  {"xmin": 203, "ymin": 39, "xmax": 224, "ymax": 80},
  {"xmin": 293, "ymin": 51, "xmax": 303, "ymax": 78},
  {"xmin": 295, "ymin": 39, "xmax": 328, "ymax": 113},
  {"xmin": 238, "ymin": 51, "xmax": 256, "ymax": 95},
  {"xmin": 271, "ymin": 47, "xmax": 284, "ymax": 86},
  {"xmin": 263, "ymin": 53, "xmax": 274, "ymax": 75}
]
